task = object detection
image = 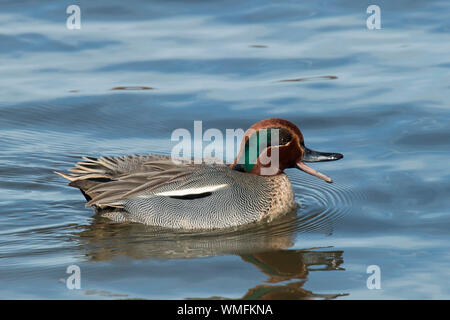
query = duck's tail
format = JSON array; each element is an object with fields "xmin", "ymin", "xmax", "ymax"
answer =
[
  {"xmin": 54, "ymin": 156, "xmax": 119, "ymax": 205},
  {"xmin": 53, "ymin": 170, "xmax": 77, "ymax": 182}
]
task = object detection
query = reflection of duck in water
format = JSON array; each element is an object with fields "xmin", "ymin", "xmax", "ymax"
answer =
[
  {"xmin": 241, "ymin": 249, "xmax": 345, "ymax": 283},
  {"xmin": 76, "ymin": 214, "xmax": 347, "ymax": 299},
  {"xmin": 242, "ymin": 281, "xmax": 347, "ymax": 300},
  {"xmin": 186, "ymin": 250, "xmax": 347, "ymax": 300},
  {"xmin": 240, "ymin": 250, "xmax": 347, "ymax": 300},
  {"xmin": 56, "ymin": 118, "xmax": 343, "ymax": 229},
  {"xmin": 77, "ymin": 209, "xmax": 300, "ymax": 260}
]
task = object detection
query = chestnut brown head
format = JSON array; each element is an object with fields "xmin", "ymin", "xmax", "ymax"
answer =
[{"xmin": 231, "ymin": 118, "xmax": 343, "ymax": 182}]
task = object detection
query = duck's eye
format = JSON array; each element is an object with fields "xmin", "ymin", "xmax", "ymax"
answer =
[
  {"xmin": 276, "ymin": 127, "xmax": 293, "ymax": 146},
  {"xmin": 257, "ymin": 127, "xmax": 292, "ymax": 146}
]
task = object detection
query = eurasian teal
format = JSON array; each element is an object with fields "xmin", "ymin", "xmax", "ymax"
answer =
[{"xmin": 55, "ymin": 118, "xmax": 343, "ymax": 229}]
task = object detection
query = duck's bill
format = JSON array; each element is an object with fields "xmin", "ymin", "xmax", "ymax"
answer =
[
  {"xmin": 296, "ymin": 161, "xmax": 334, "ymax": 183},
  {"xmin": 296, "ymin": 148, "xmax": 343, "ymax": 183},
  {"xmin": 302, "ymin": 147, "xmax": 343, "ymax": 163}
]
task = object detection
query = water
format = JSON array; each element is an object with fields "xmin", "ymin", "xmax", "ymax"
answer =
[{"xmin": 1, "ymin": 0, "xmax": 449, "ymax": 299}]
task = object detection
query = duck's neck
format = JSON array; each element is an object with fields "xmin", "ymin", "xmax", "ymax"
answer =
[
  {"xmin": 230, "ymin": 150, "xmax": 282, "ymax": 176},
  {"xmin": 230, "ymin": 160, "xmax": 282, "ymax": 176},
  {"xmin": 230, "ymin": 131, "xmax": 264, "ymax": 174}
]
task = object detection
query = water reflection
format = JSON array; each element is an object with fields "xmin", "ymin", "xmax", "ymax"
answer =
[
  {"xmin": 77, "ymin": 210, "xmax": 299, "ymax": 259},
  {"xmin": 76, "ymin": 211, "xmax": 347, "ymax": 299},
  {"xmin": 239, "ymin": 249, "xmax": 347, "ymax": 300}
]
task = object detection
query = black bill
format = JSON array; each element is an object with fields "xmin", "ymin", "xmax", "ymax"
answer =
[
  {"xmin": 302, "ymin": 147, "xmax": 344, "ymax": 163},
  {"xmin": 295, "ymin": 146, "xmax": 343, "ymax": 183}
]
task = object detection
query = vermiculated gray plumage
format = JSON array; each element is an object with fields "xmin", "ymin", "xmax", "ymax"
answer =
[{"xmin": 55, "ymin": 154, "xmax": 296, "ymax": 230}]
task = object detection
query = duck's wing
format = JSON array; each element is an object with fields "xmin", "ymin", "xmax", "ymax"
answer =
[
  {"xmin": 55, "ymin": 154, "xmax": 172, "ymax": 180},
  {"xmin": 55, "ymin": 154, "xmax": 192, "ymax": 206},
  {"xmin": 55, "ymin": 154, "xmax": 230, "ymax": 209},
  {"xmin": 84, "ymin": 162, "xmax": 203, "ymax": 209}
]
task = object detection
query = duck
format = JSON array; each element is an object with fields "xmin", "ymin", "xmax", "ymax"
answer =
[{"xmin": 55, "ymin": 118, "xmax": 343, "ymax": 230}]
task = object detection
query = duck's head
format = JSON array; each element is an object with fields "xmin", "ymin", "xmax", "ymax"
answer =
[{"xmin": 231, "ymin": 118, "xmax": 343, "ymax": 183}]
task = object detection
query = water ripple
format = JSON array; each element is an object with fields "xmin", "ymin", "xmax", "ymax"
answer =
[{"xmin": 289, "ymin": 173, "xmax": 361, "ymax": 234}]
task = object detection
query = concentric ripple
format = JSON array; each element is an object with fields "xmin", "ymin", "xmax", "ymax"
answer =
[{"xmin": 290, "ymin": 173, "xmax": 362, "ymax": 235}]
